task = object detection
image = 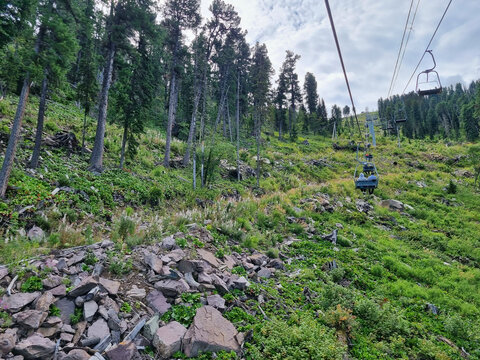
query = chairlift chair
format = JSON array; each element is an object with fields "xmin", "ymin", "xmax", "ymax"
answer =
[
  {"xmin": 416, "ymin": 50, "xmax": 442, "ymax": 96},
  {"xmin": 354, "ymin": 145, "xmax": 379, "ymax": 194}
]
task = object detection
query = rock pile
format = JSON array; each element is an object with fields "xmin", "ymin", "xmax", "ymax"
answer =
[{"xmin": 0, "ymin": 225, "xmax": 285, "ymax": 359}]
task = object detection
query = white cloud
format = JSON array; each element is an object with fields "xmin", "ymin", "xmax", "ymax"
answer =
[{"xmin": 200, "ymin": 0, "xmax": 480, "ymax": 111}]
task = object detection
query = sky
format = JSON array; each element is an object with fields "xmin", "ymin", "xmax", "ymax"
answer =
[{"xmin": 199, "ymin": 0, "xmax": 480, "ymax": 112}]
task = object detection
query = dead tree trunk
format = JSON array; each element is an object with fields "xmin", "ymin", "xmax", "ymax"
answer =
[
  {"xmin": 163, "ymin": 72, "xmax": 179, "ymax": 167},
  {"xmin": 163, "ymin": 35, "xmax": 180, "ymax": 168},
  {"xmin": 183, "ymin": 83, "xmax": 202, "ymax": 166},
  {"xmin": 119, "ymin": 122, "xmax": 128, "ymax": 169},
  {"xmin": 236, "ymin": 73, "xmax": 240, "ymax": 181},
  {"xmin": 0, "ymin": 77, "xmax": 31, "ymax": 197},
  {"xmin": 255, "ymin": 111, "xmax": 261, "ymax": 187},
  {"xmin": 28, "ymin": 73, "xmax": 48, "ymax": 169},
  {"xmin": 89, "ymin": 41, "xmax": 115, "ymax": 172}
]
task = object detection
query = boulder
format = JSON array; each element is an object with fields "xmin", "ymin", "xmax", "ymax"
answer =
[
  {"xmin": 165, "ymin": 249, "xmax": 185, "ymax": 263},
  {"xmin": 86, "ymin": 318, "xmax": 110, "ymax": 345},
  {"xmin": 206, "ymin": 295, "xmax": 226, "ymax": 311},
  {"xmin": 64, "ymin": 349, "xmax": 90, "ymax": 360},
  {"xmin": 105, "ymin": 340, "xmax": 138, "ymax": 360},
  {"xmin": 144, "ymin": 253, "xmax": 163, "ymax": 274},
  {"xmin": 68, "ymin": 276, "xmax": 98, "ymax": 297},
  {"xmin": 197, "ymin": 249, "xmax": 220, "ymax": 268},
  {"xmin": 27, "ymin": 226, "xmax": 45, "ymax": 241},
  {"xmin": 35, "ymin": 292, "xmax": 55, "ymax": 312},
  {"xmin": 2, "ymin": 292, "xmax": 41, "ymax": 313},
  {"xmin": 50, "ymin": 284, "xmax": 67, "ymax": 296},
  {"xmin": 380, "ymin": 199, "xmax": 404, "ymax": 211},
  {"xmin": 14, "ymin": 333, "xmax": 56, "ymax": 359},
  {"xmin": 146, "ymin": 290, "xmax": 171, "ymax": 315},
  {"xmin": 0, "ymin": 329, "xmax": 17, "ymax": 355},
  {"xmin": 183, "ymin": 306, "xmax": 241, "ymax": 357},
  {"xmin": 42, "ymin": 275, "xmax": 64, "ymax": 289},
  {"xmin": 153, "ymin": 321, "xmax": 187, "ymax": 359},
  {"xmin": 143, "ymin": 315, "xmax": 160, "ymax": 341},
  {"xmin": 126, "ymin": 285, "xmax": 146, "ymax": 299},
  {"xmin": 248, "ymin": 254, "xmax": 268, "ymax": 266},
  {"xmin": 256, "ymin": 268, "xmax": 272, "ymax": 279},
  {"xmin": 83, "ymin": 300, "xmax": 98, "ymax": 322},
  {"xmin": 55, "ymin": 298, "xmax": 75, "ymax": 325},
  {"xmin": 154, "ymin": 279, "xmax": 189, "ymax": 297},
  {"xmin": 99, "ymin": 278, "xmax": 120, "ymax": 296},
  {"xmin": 0, "ymin": 267, "xmax": 8, "ymax": 281},
  {"xmin": 160, "ymin": 236, "xmax": 178, "ymax": 251},
  {"xmin": 13, "ymin": 310, "xmax": 48, "ymax": 329}
]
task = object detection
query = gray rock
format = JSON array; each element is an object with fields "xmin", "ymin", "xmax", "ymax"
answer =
[
  {"xmin": 92, "ymin": 263, "xmax": 104, "ymax": 277},
  {"xmin": 105, "ymin": 340, "xmax": 138, "ymax": 360},
  {"xmin": 13, "ymin": 310, "xmax": 48, "ymax": 329},
  {"xmin": 35, "ymin": 292, "xmax": 55, "ymax": 312},
  {"xmin": 2, "ymin": 292, "xmax": 41, "ymax": 312},
  {"xmin": 257, "ymin": 268, "xmax": 272, "ymax": 279},
  {"xmin": 165, "ymin": 249, "xmax": 185, "ymax": 263},
  {"xmin": 42, "ymin": 275, "xmax": 64, "ymax": 289},
  {"xmin": 99, "ymin": 278, "xmax": 120, "ymax": 296},
  {"xmin": 154, "ymin": 279, "xmax": 189, "ymax": 297},
  {"xmin": 380, "ymin": 199, "xmax": 405, "ymax": 211},
  {"xmin": 126, "ymin": 285, "xmax": 146, "ymax": 299},
  {"xmin": 55, "ymin": 298, "xmax": 75, "ymax": 325},
  {"xmin": 356, "ymin": 199, "xmax": 372, "ymax": 213},
  {"xmin": 27, "ymin": 226, "xmax": 45, "ymax": 241},
  {"xmin": 145, "ymin": 253, "xmax": 163, "ymax": 273},
  {"xmin": 64, "ymin": 349, "xmax": 90, "ymax": 360},
  {"xmin": 182, "ymin": 306, "xmax": 241, "ymax": 357},
  {"xmin": 59, "ymin": 332, "xmax": 73, "ymax": 343},
  {"xmin": 87, "ymin": 319, "xmax": 110, "ymax": 345},
  {"xmin": 143, "ymin": 315, "xmax": 160, "ymax": 341},
  {"xmin": 160, "ymin": 236, "xmax": 178, "ymax": 251},
  {"xmin": 197, "ymin": 249, "xmax": 220, "ymax": 267},
  {"xmin": 107, "ymin": 309, "xmax": 121, "ymax": 332},
  {"xmin": 66, "ymin": 253, "xmax": 86, "ymax": 267},
  {"xmin": 146, "ymin": 290, "xmax": 171, "ymax": 315},
  {"xmin": 14, "ymin": 333, "xmax": 56, "ymax": 359},
  {"xmin": 248, "ymin": 253, "xmax": 268, "ymax": 266},
  {"xmin": 68, "ymin": 276, "xmax": 98, "ymax": 297},
  {"xmin": 198, "ymin": 272, "xmax": 213, "ymax": 284},
  {"xmin": 0, "ymin": 267, "xmax": 8, "ymax": 281},
  {"xmin": 153, "ymin": 321, "xmax": 187, "ymax": 359},
  {"xmin": 50, "ymin": 284, "xmax": 67, "ymax": 296},
  {"xmin": 211, "ymin": 274, "xmax": 229, "ymax": 295},
  {"xmin": 268, "ymin": 259, "xmax": 285, "ymax": 270},
  {"xmin": 184, "ymin": 272, "xmax": 200, "ymax": 289},
  {"xmin": 232, "ymin": 276, "xmax": 250, "ymax": 290},
  {"xmin": 206, "ymin": 294, "xmax": 226, "ymax": 311},
  {"xmin": 0, "ymin": 329, "xmax": 17, "ymax": 356},
  {"xmin": 83, "ymin": 300, "xmax": 98, "ymax": 322}
]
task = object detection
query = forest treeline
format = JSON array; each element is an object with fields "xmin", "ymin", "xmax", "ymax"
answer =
[
  {"xmin": 0, "ymin": 0, "xmax": 344, "ymax": 197},
  {"xmin": 1, "ymin": 0, "xmax": 480, "ymax": 199},
  {"xmin": 378, "ymin": 81, "xmax": 480, "ymax": 141}
]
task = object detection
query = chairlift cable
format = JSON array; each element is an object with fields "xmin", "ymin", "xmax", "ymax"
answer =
[
  {"xmin": 388, "ymin": 0, "xmax": 414, "ymax": 98},
  {"xmin": 392, "ymin": 0, "xmax": 421, "ymax": 95},
  {"xmin": 402, "ymin": 0, "xmax": 453, "ymax": 94},
  {"xmin": 324, "ymin": 0, "xmax": 362, "ymax": 137}
]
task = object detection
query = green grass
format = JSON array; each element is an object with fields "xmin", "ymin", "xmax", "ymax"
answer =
[{"xmin": 1, "ymin": 95, "xmax": 480, "ymax": 358}]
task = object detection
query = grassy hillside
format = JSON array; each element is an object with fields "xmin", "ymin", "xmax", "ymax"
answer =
[{"xmin": 1, "ymin": 95, "xmax": 479, "ymax": 359}]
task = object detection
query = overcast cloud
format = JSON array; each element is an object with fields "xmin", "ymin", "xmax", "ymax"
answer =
[{"xmin": 199, "ymin": 0, "xmax": 480, "ymax": 112}]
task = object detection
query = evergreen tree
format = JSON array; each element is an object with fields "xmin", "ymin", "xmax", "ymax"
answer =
[
  {"xmin": 76, "ymin": 0, "xmax": 100, "ymax": 155},
  {"xmin": 162, "ymin": 0, "xmax": 201, "ymax": 167},
  {"xmin": 303, "ymin": 72, "xmax": 318, "ymax": 133},
  {"xmin": 29, "ymin": 0, "xmax": 79, "ymax": 168},
  {"xmin": 279, "ymin": 51, "xmax": 301, "ymax": 140},
  {"xmin": 250, "ymin": 42, "xmax": 273, "ymax": 186}
]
